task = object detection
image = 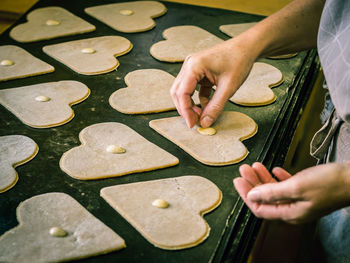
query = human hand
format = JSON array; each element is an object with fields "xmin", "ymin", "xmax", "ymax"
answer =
[
  {"xmin": 233, "ymin": 162, "xmax": 350, "ymax": 224},
  {"xmin": 170, "ymin": 38, "xmax": 258, "ymax": 128}
]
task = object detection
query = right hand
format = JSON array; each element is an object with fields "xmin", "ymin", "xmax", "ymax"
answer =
[{"xmin": 170, "ymin": 38, "xmax": 258, "ymax": 128}]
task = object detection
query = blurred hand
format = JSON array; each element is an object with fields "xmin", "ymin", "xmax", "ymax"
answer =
[
  {"xmin": 170, "ymin": 38, "xmax": 258, "ymax": 128},
  {"xmin": 233, "ymin": 162, "xmax": 350, "ymax": 224}
]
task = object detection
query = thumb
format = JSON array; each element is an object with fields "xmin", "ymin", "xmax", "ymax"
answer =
[
  {"xmin": 247, "ymin": 180, "xmax": 297, "ymax": 203},
  {"xmin": 200, "ymin": 77, "xmax": 235, "ymax": 128}
]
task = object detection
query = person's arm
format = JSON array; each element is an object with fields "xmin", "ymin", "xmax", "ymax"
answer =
[
  {"xmin": 171, "ymin": 0, "xmax": 325, "ymax": 128},
  {"xmin": 233, "ymin": 162, "xmax": 350, "ymax": 224}
]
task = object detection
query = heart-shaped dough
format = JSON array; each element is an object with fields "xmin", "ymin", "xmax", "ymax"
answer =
[
  {"xmin": 10, "ymin": 6, "xmax": 96, "ymax": 43},
  {"xmin": 60, "ymin": 122, "xmax": 179, "ymax": 180},
  {"xmin": 0, "ymin": 80, "xmax": 90, "ymax": 128},
  {"xmin": 219, "ymin": 22, "xmax": 257, "ymax": 38},
  {"xmin": 214, "ymin": 62, "xmax": 283, "ymax": 106},
  {"xmin": 150, "ymin": 25, "xmax": 223, "ymax": 62},
  {"xmin": 0, "ymin": 45, "xmax": 54, "ymax": 82},
  {"xmin": 0, "ymin": 192, "xmax": 125, "ymax": 263},
  {"xmin": 0, "ymin": 135, "xmax": 38, "ymax": 193},
  {"xmin": 150, "ymin": 111, "xmax": 257, "ymax": 165},
  {"xmin": 85, "ymin": 1, "xmax": 166, "ymax": 33},
  {"xmin": 101, "ymin": 175, "xmax": 222, "ymax": 249},
  {"xmin": 109, "ymin": 69, "xmax": 200, "ymax": 114},
  {"xmin": 43, "ymin": 36, "xmax": 132, "ymax": 75},
  {"xmin": 219, "ymin": 23, "xmax": 297, "ymax": 59}
]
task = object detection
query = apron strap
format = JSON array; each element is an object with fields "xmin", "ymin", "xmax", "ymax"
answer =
[{"xmin": 310, "ymin": 108, "xmax": 343, "ymax": 160}]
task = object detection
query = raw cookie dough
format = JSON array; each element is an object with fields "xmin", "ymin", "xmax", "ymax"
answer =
[
  {"xmin": 219, "ymin": 22, "xmax": 258, "ymax": 37},
  {"xmin": 43, "ymin": 36, "xmax": 132, "ymax": 75},
  {"xmin": 150, "ymin": 111, "xmax": 257, "ymax": 166},
  {"xmin": 101, "ymin": 175, "xmax": 222, "ymax": 249},
  {"xmin": 85, "ymin": 1, "xmax": 166, "ymax": 33},
  {"xmin": 214, "ymin": 62, "xmax": 284, "ymax": 106},
  {"xmin": 60, "ymin": 122, "xmax": 179, "ymax": 180},
  {"xmin": 0, "ymin": 81, "xmax": 90, "ymax": 128},
  {"xmin": 150, "ymin": 25, "xmax": 223, "ymax": 62},
  {"xmin": 0, "ymin": 135, "xmax": 38, "ymax": 193},
  {"xmin": 0, "ymin": 45, "xmax": 54, "ymax": 82},
  {"xmin": 219, "ymin": 23, "xmax": 297, "ymax": 59},
  {"xmin": 10, "ymin": 6, "xmax": 95, "ymax": 43},
  {"xmin": 0, "ymin": 192, "xmax": 125, "ymax": 263},
  {"xmin": 109, "ymin": 69, "xmax": 200, "ymax": 114}
]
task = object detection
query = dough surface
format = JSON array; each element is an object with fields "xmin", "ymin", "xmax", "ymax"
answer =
[
  {"xmin": 60, "ymin": 122, "xmax": 179, "ymax": 180},
  {"xmin": 109, "ymin": 69, "xmax": 199, "ymax": 114},
  {"xmin": 0, "ymin": 81, "xmax": 90, "ymax": 128},
  {"xmin": 10, "ymin": 6, "xmax": 95, "ymax": 43},
  {"xmin": 85, "ymin": 1, "xmax": 166, "ymax": 33},
  {"xmin": 43, "ymin": 36, "xmax": 132, "ymax": 75},
  {"xmin": 101, "ymin": 175, "xmax": 222, "ymax": 249},
  {"xmin": 220, "ymin": 23, "xmax": 297, "ymax": 59},
  {"xmin": 214, "ymin": 62, "xmax": 283, "ymax": 106},
  {"xmin": 219, "ymin": 22, "xmax": 257, "ymax": 37},
  {"xmin": 0, "ymin": 192, "xmax": 125, "ymax": 263},
  {"xmin": 0, "ymin": 45, "xmax": 54, "ymax": 82},
  {"xmin": 150, "ymin": 25, "xmax": 223, "ymax": 62},
  {"xmin": 0, "ymin": 135, "xmax": 38, "ymax": 193},
  {"xmin": 150, "ymin": 111, "xmax": 257, "ymax": 166}
]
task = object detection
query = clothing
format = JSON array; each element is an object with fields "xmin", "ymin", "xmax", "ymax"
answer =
[{"xmin": 312, "ymin": 0, "xmax": 350, "ymax": 262}]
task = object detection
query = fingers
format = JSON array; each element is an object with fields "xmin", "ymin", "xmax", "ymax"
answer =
[
  {"xmin": 272, "ymin": 167, "xmax": 292, "ymax": 181},
  {"xmin": 233, "ymin": 177, "xmax": 259, "ymax": 212},
  {"xmin": 247, "ymin": 179, "xmax": 298, "ymax": 203},
  {"xmin": 249, "ymin": 201, "xmax": 311, "ymax": 224},
  {"xmin": 239, "ymin": 164, "xmax": 264, "ymax": 186},
  {"xmin": 235, "ymin": 163, "xmax": 312, "ymax": 224},
  {"xmin": 252, "ymin": 162, "xmax": 276, "ymax": 183},
  {"xmin": 233, "ymin": 177, "xmax": 254, "ymax": 200},
  {"xmin": 178, "ymin": 94, "xmax": 199, "ymax": 128},
  {"xmin": 170, "ymin": 65, "xmax": 200, "ymax": 128},
  {"xmin": 192, "ymin": 105, "xmax": 202, "ymax": 116},
  {"xmin": 200, "ymin": 76, "xmax": 234, "ymax": 128}
]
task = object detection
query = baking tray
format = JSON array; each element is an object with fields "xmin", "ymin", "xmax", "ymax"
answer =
[{"xmin": 0, "ymin": 0, "xmax": 319, "ymax": 262}]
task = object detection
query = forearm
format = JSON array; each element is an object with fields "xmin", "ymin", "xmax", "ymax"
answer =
[
  {"xmin": 337, "ymin": 161, "xmax": 350, "ymax": 207},
  {"xmin": 234, "ymin": 0, "xmax": 325, "ymax": 59}
]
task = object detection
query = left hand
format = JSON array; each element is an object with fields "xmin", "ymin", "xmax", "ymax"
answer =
[{"xmin": 233, "ymin": 162, "xmax": 350, "ymax": 224}]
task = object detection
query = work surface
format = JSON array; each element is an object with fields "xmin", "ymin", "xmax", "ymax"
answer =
[{"xmin": 0, "ymin": 0, "xmax": 319, "ymax": 262}]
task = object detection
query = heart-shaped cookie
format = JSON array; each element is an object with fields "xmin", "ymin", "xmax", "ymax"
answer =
[
  {"xmin": 219, "ymin": 23, "xmax": 297, "ymax": 59},
  {"xmin": 150, "ymin": 25, "xmax": 223, "ymax": 62},
  {"xmin": 219, "ymin": 62, "xmax": 283, "ymax": 106},
  {"xmin": 0, "ymin": 80, "xmax": 90, "ymax": 128},
  {"xmin": 101, "ymin": 175, "xmax": 222, "ymax": 249},
  {"xmin": 43, "ymin": 36, "xmax": 132, "ymax": 75},
  {"xmin": 0, "ymin": 45, "xmax": 54, "ymax": 82},
  {"xmin": 10, "ymin": 6, "xmax": 95, "ymax": 43},
  {"xmin": 0, "ymin": 135, "xmax": 38, "ymax": 193},
  {"xmin": 219, "ymin": 22, "xmax": 257, "ymax": 38},
  {"xmin": 60, "ymin": 122, "xmax": 179, "ymax": 180},
  {"xmin": 0, "ymin": 192, "xmax": 125, "ymax": 263},
  {"xmin": 109, "ymin": 69, "xmax": 200, "ymax": 114},
  {"xmin": 85, "ymin": 1, "xmax": 166, "ymax": 33},
  {"xmin": 150, "ymin": 111, "xmax": 257, "ymax": 165}
]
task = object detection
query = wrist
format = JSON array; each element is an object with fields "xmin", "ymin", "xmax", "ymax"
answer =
[
  {"xmin": 227, "ymin": 31, "xmax": 264, "ymax": 63},
  {"xmin": 341, "ymin": 162, "xmax": 350, "ymax": 204}
]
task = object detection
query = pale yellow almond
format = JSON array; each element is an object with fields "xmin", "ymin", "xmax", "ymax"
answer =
[
  {"xmin": 197, "ymin": 127, "xmax": 216, "ymax": 136},
  {"xmin": 152, "ymin": 199, "xmax": 169, "ymax": 208},
  {"xmin": 106, "ymin": 145, "xmax": 126, "ymax": 154}
]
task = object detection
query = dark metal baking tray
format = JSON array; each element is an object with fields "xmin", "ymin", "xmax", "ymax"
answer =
[{"xmin": 0, "ymin": 0, "xmax": 320, "ymax": 262}]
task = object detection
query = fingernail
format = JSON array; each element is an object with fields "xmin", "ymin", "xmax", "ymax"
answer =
[
  {"xmin": 201, "ymin": 116, "xmax": 214, "ymax": 128},
  {"xmin": 247, "ymin": 190, "xmax": 261, "ymax": 201}
]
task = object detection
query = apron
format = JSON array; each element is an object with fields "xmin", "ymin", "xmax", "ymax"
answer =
[{"xmin": 312, "ymin": 0, "xmax": 350, "ymax": 261}]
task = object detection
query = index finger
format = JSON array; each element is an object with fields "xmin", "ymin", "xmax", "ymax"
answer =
[{"xmin": 172, "ymin": 71, "xmax": 200, "ymax": 128}]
